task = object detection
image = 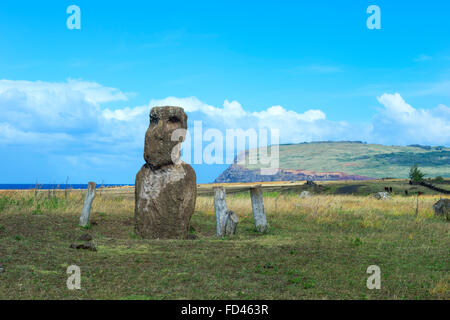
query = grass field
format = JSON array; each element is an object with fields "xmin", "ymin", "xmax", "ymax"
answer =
[{"xmin": 0, "ymin": 183, "xmax": 449, "ymax": 300}]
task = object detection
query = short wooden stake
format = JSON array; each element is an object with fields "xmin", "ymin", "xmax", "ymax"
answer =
[
  {"xmin": 224, "ymin": 210, "xmax": 239, "ymax": 235},
  {"xmin": 214, "ymin": 187, "xmax": 238, "ymax": 237},
  {"xmin": 250, "ymin": 186, "xmax": 268, "ymax": 233},
  {"xmin": 79, "ymin": 182, "xmax": 96, "ymax": 227}
]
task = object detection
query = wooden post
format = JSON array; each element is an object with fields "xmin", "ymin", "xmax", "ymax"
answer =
[
  {"xmin": 214, "ymin": 187, "xmax": 238, "ymax": 237},
  {"xmin": 65, "ymin": 177, "xmax": 69, "ymax": 199},
  {"xmin": 34, "ymin": 180, "xmax": 39, "ymax": 198},
  {"xmin": 275, "ymin": 193, "xmax": 281, "ymax": 215},
  {"xmin": 415, "ymin": 192, "xmax": 421, "ymax": 217},
  {"xmin": 214, "ymin": 187, "xmax": 228, "ymax": 237},
  {"xmin": 79, "ymin": 182, "xmax": 96, "ymax": 227},
  {"xmin": 250, "ymin": 186, "xmax": 268, "ymax": 233},
  {"xmin": 224, "ymin": 210, "xmax": 239, "ymax": 235}
]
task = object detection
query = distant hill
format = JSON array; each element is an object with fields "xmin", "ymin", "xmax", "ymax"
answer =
[{"xmin": 215, "ymin": 141, "xmax": 450, "ymax": 183}]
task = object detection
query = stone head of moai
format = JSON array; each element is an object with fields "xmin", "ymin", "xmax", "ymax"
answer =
[{"xmin": 144, "ymin": 106, "xmax": 188, "ymax": 168}]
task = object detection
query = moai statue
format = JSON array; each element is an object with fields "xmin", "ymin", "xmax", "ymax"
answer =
[{"xmin": 135, "ymin": 106, "xmax": 197, "ymax": 239}]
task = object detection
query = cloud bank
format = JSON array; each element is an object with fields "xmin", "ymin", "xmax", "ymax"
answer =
[
  {"xmin": 373, "ymin": 93, "xmax": 450, "ymax": 145},
  {"xmin": 0, "ymin": 79, "xmax": 449, "ymax": 181}
]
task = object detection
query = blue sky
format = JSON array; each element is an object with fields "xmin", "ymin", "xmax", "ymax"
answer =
[{"xmin": 0, "ymin": 0, "xmax": 449, "ymax": 184}]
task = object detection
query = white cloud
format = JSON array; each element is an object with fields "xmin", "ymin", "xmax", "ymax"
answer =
[
  {"xmin": 138, "ymin": 96, "xmax": 339, "ymax": 143},
  {"xmin": 377, "ymin": 93, "xmax": 415, "ymax": 115},
  {"xmin": 0, "ymin": 122, "xmax": 73, "ymax": 146},
  {"xmin": 135, "ymin": 93, "xmax": 449, "ymax": 146},
  {"xmin": 146, "ymin": 96, "xmax": 325, "ymax": 125},
  {"xmin": 435, "ymin": 104, "xmax": 450, "ymax": 117},
  {"xmin": 146, "ymin": 96, "xmax": 247, "ymax": 125},
  {"xmin": 0, "ymin": 79, "xmax": 128, "ymax": 134},
  {"xmin": 252, "ymin": 105, "xmax": 326, "ymax": 122},
  {"xmin": 102, "ymin": 105, "xmax": 148, "ymax": 121},
  {"xmin": 372, "ymin": 93, "xmax": 450, "ymax": 145},
  {"xmin": 0, "ymin": 79, "xmax": 449, "ymax": 160},
  {"xmin": 0, "ymin": 79, "xmax": 127, "ymax": 106}
]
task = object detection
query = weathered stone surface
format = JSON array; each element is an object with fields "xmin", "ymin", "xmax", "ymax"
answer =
[
  {"xmin": 214, "ymin": 187, "xmax": 228, "ymax": 237},
  {"xmin": 77, "ymin": 233, "xmax": 93, "ymax": 241},
  {"xmin": 79, "ymin": 182, "xmax": 96, "ymax": 227},
  {"xmin": 144, "ymin": 106, "xmax": 187, "ymax": 168},
  {"xmin": 213, "ymin": 186, "xmax": 239, "ymax": 237},
  {"xmin": 224, "ymin": 210, "xmax": 239, "ymax": 235},
  {"xmin": 136, "ymin": 106, "xmax": 197, "ymax": 239},
  {"xmin": 187, "ymin": 233, "xmax": 198, "ymax": 240},
  {"xmin": 69, "ymin": 242, "xmax": 97, "ymax": 251},
  {"xmin": 250, "ymin": 186, "xmax": 268, "ymax": 233},
  {"xmin": 373, "ymin": 192, "xmax": 390, "ymax": 200},
  {"xmin": 300, "ymin": 191, "xmax": 311, "ymax": 198},
  {"xmin": 135, "ymin": 162, "xmax": 197, "ymax": 239},
  {"xmin": 433, "ymin": 199, "xmax": 450, "ymax": 220}
]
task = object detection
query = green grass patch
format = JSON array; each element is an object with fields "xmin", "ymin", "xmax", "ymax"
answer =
[{"xmin": 0, "ymin": 190, "xmax": 448, "ymax": 300}]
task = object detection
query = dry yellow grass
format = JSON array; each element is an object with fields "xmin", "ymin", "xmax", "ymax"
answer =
[
  {"xmin": 0, "ymin": 187, "xmax": 448, "ymax": 299},
  {"xmin": 196, "ymin": 193, "xmax": 447, "ymax": 219},
  {"xmin": 1, "ymin": 188, "xmax": 447, "ymax": 222}
]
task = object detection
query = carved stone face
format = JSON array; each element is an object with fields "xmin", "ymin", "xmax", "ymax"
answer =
[{"xmin": 144, "ymin": 106, "xmax": 188, "ymax": 168}]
